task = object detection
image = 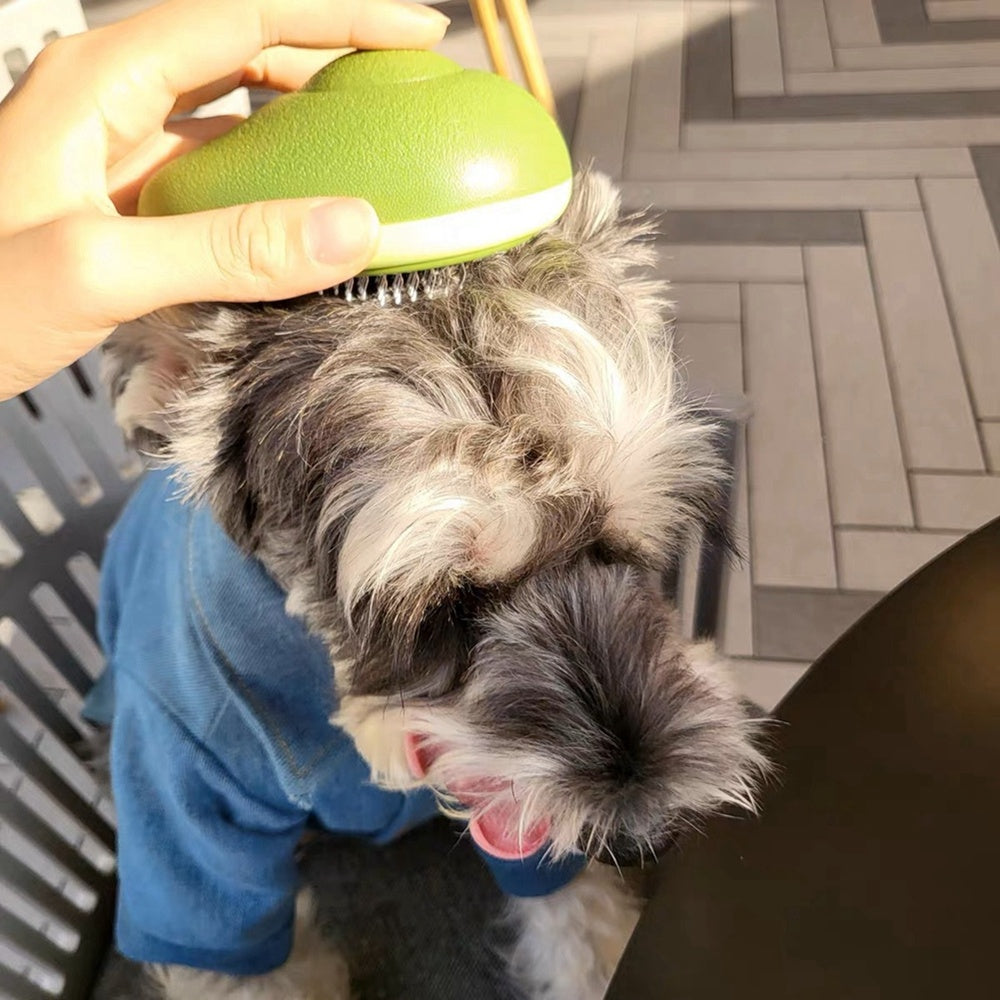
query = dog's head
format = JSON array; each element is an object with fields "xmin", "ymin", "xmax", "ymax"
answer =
[{"xmin": 105, "ymin": 171, "xmax": 765, "ymax": 865}]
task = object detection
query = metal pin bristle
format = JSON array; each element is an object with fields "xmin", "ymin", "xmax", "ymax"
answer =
[{"xmin": 328, "ymin": 267, "xmax": 465, "ymax": 307}]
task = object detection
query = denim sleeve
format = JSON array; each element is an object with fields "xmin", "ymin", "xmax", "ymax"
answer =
[
  {"xmin": 111, "ymin": 674, "xmax": 309, "ymax": 976},
  {"xmin": 474, "ymin": 844, "xmax": 587, "ymax": 898}
]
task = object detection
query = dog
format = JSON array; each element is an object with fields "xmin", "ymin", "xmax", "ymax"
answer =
[{"xmin": 95, "ymin": 170, "xmax": 766, "ymax": 1000}]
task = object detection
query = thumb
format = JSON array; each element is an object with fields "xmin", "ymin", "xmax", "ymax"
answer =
[
  {"xmin": 107, "ymin": 197, "xmax": 380, "ymax": 314},
  {"xmin": 0, "ymin": 199, "xmax": 378, "ymax": 399}
]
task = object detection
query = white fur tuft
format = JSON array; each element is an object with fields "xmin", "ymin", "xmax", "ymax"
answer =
[
  {"xmin": 333, "ymin": 695, "xmax": 416, "ymax": 790},
  {"xmin": 337, "ymin": 471, "xmax": 538, "ymax": 621},
  {"xmin": 509, "ymin": 866, "xmax": 640, "ymax": 1000}
]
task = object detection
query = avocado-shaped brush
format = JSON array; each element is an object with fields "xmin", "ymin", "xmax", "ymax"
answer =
[{"xmin": 138, "ymin": 50, "xmax": 573, "ymax": 305}]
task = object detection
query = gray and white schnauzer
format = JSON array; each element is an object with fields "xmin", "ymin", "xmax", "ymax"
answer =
[{"xmin": 101, "ymin": 170, "xmax": 766, "ymax": 1000}]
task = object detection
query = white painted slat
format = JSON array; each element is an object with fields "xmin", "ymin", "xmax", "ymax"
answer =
[
  {"xmin": 825, "ymin": 0, "xmax": 882, "ymax": 47},
  {"xmin": 805, "ymin": 246, "xmax": 912, "ymax": 526},
  {"xmin": 572, "ymin": 20, "xmax": 637, "ymax": 178},
  {"xmin": 626, "ymin": 147, "xmax": 975, "ymax": 180},
  {"xmin": 683, "ymin": 118, "xmax": 1000, "ymax": 149},
  {"xmin": 620, "ymin": 178, "xmax": 919, "ymax": 209},
  {"xmin": 864, "ymin": 211, "xmax": 983, "ymax": 471},
  {"xmin": 787, "ymin": 65, "xmax": 1000, "ymax": 94},
  {"xmin": 776, "ymin": 0, "xmax": 833, "ymax": 71},
  {"xmin": 926, "ymin": 1, "xmax": 1000, "ymax": 20},
  {"xmin": 982, "ymin": 424, "xmax": 1000, "ymax": 473},
  {"xmin": 730, "ymin": 658, "xmax": 811, "ymax": 712},
  {"xmin": 672, "ymin": 283, "xmax": 742, "ymax": 322},
  {"xmin": 920, "ymin": 178, "xmax": 1000, "ymax": 420},
  {"xmin": 836, "ymin": 528, "xmax": 961, "ymax": 591},
  {"xmin": 720, "ymin": 429, "xmax": 755, "ymax": 657},
  {"xmin": 732, "ymin": 0, "xmax": 784, "ymax": 96},
  {"xmin": 674, "ymin": 322, "xmax": 744, "ymax": 399},
  {"xmin": 744, "ymin": 283, "xmax": 837, "ymax": 588},
  {"xmin": 656, "ymin": 245, "xmax": 804, "ymax": 282},
  {"xmin": 838, "ymin": 40, "xmax": 1000, "ymax": 69},
  {"xmin": 912, "ymin": 473, "xmax": 1000, "ymax": 531},
  {"xmin": 627, "ymin": 8, "xmax": 686, "ymax": 152}
]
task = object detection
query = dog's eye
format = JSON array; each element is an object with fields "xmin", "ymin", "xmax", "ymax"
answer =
[
  {"xmin": 586, "ymin": 538, "xmax": 650, "ymax": 571},
  {"xmin": 347, "ymin": 593, "xmax": 485, "ymax": 698},
  {"xmin": 587, "ymin": 540, "xmax": 620, "ymax": 565}
]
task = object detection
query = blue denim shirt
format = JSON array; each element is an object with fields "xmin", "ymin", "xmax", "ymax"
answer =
[{"xmin": 84, "ymin": 469, "xmax": 584, "ymax": 976}]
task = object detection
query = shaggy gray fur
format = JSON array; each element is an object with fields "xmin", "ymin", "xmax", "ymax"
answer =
[{"xmin": 103, "ymin": 169, "xmax": 765, "ymax": 867}]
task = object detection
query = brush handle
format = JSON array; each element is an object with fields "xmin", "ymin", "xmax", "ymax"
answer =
[{"xmin": 138, "ymin": 50, "xmax": 572, "ymax": 274}]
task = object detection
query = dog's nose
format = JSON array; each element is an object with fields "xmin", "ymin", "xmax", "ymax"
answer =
[{"xmin": 584, "ymin": 831, "xmax": 677, "ymax": 867}]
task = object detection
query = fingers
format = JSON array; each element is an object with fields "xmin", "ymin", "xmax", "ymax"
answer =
[
  {"xmin": 107, "ymin": 117, "xmax": 247, "ymax": 215},
  {"xmin": 112, "ymin": 42, "xmax": 356, "ymax": 210},
  {"xmin": 243, "ymin": 44, "xmax": 356, "ymax": 91},
  {"xmin": 0, "ymin": 196, "xmax": 379, "ymax": 397},
  {"xmin": 111, "ymin": 198, "xmax": 380, "ymax": 311},
  {"xmin": 138, "ymin": 0, "xmax": 449, "ymax": 89},
  {"xmin": 172, "ymin": 46, "xmax": 354, "ymax": 114},
  {"xmin": 0, "ymin": 1, "xmax": 448, "ymax": 231},
  {"xmin": 0, "ymin": 198, "xmax": 378, "ymax": 354},
  {"xmin": 0, "ymin": 1, "xmax": 447, "ymax": 202},
  {"xmin": 90, "ymin": 0, "xmax": 449, "ymax": 155}
]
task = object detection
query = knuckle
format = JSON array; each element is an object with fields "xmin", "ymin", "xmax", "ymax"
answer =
[
  {"xmin": 241, "ymin": 50, "xmax": 269, "ymax": 88},
  {"xmin": 30, "ymin": 35, "xmax": 81, "ymax": 77},
  {"xmin": 210, "ymin": 203, "xmax": 292, "ymax": 291}
]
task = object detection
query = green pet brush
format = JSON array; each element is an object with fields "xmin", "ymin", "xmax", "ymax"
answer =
[{"xmin": 138, "ymin": 49, "xmax": 573, "ymax": 305}]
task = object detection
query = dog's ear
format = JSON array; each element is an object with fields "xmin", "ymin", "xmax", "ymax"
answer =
[
  {"xmin": 483, "ymin": 168, "xmax": 670, "ymax": 396},
  {"xmin": 547, "ymin": 168, "xmax": 659, "ymax": 279},
  {"xmin": 554, "ymin": 170, "xmax": 639, "ymax": 246},
  {"xmin": 101, "ymin": 309, "xmax": 218, "ymax": 454},
  {"xmin": 328, "ymin": 469, "xmax": 548, "ymax": 698},
  {"xmin": 335, "ymin": 471, "xmax": 541, "ymax": 643}
]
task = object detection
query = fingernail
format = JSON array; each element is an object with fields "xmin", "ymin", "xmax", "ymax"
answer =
[
  {"xmin": 306, "ymin": 199, "xmax": 379, "ymax": 265},
  {"xmin": 396, "ymin": 1, "xmax": 451, "ymax": 30}
]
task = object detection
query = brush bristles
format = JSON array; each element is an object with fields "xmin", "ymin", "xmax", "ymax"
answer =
[{"xmin": 328, "ymin": 267, "xmax": 466, "ymax": 307}]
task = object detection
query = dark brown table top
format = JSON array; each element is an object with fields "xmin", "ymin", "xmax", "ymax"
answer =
[{"xmin": 607, "ymin": 518, "xmax": 1000, "ymax": 1000}]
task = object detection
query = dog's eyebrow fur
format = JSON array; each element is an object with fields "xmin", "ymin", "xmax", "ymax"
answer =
[{"xmin": 102, "ymin": 169, "xmax": 763, "ymax": 863}]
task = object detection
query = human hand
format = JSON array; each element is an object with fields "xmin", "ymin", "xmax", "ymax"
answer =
[{"xmin": 0, "ymin": 0, "xmax": 449, "ymax": 400}]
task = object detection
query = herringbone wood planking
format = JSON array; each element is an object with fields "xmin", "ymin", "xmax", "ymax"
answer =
[
  {"xmin": 74, "ymin": 0, "xmax": 1000, "ymax": 706},
  {"xmin": 560, "ymin": 0, "xmax": 1000, "ymax": 698}
]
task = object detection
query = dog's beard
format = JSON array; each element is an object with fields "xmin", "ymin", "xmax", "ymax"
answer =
[
  {"xmin": 103, "ymin": 169, "xmax": 766, "ymax": 865},
  {"xmin": 392, "ymin": 560, "xmax": 765, "ymax": 865}
]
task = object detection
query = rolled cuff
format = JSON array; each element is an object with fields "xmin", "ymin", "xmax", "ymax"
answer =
[
  {"xmin": 116, "ymin": 905, "xmax": 294, "ymax": 977},
  {"xmin": 477, "ymin": 846, "xmax": 587, "ymax": 898}
]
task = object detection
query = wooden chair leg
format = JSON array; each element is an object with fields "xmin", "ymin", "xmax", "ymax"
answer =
[
  {"xmin": 469, "ymin": 0, "xmax": 511, "ymax": 79},
  {"xmin": 497, "ymin": 0, "xmax": 556, "ymax": 115}
]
